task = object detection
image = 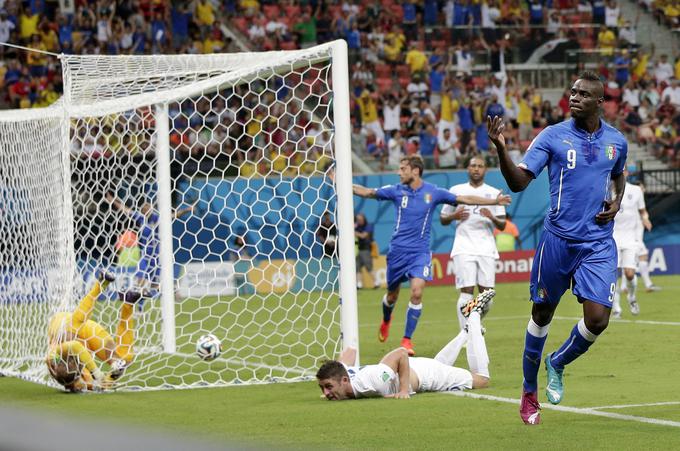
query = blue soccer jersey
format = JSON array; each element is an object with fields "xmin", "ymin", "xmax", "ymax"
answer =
[
  {"xmin": 375, "ymin": 182, "xmax": 458, "ymax": 254},
  {"xmin": 519, "ymin": 118, "xmax": 627, "ymax": 241}
]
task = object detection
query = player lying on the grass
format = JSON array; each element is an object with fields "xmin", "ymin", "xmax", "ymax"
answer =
[
  {"xmin": 46, "ymin": 271, "xmax": 142, "ymax": 392},
  {"xmin": 316, "ymin": 290, "xmax": 494, "ymax": 400}
]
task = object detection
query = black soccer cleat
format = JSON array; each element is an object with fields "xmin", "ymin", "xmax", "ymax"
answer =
[{"xmin": 120, "ymin": 291, "xmax": 142, "ymax": 304}]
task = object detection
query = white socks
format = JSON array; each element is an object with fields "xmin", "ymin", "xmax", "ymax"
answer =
[
  {"xmin": 466, "ymin": 312, "xmax": 490, "ymax": 378},
  {"xmin": 456, "ymin": 293, "xmax": 474, "ymax": 331},
  {"xmin": 434, "ymin": 329, "xmax": 467, "ymax": 366},
  {"xmin": 638, "ymin": 260, "xmax": 653, "ymax": 288}
]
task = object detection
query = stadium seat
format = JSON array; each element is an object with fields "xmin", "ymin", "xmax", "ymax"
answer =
[
  {"xmin": 396, "ymin": 65, "xmax": 411, "ymax": 78},
  {"xmin": 263, "ymin": 5, "xmax": 280, "ymax": 20},
  {"xmin": 398, "ymin": 77, "xmax": 411, "ymax": 89},
  {"xmin": 603, "ymin": 101, "xmax": 619, "ymax": 121},
  {"xmin": 279, "ymin": 41, "xmax": 298, "ymax": 51},
  {"xmin": 376, "ymin": 78, "xmax": 394, "ymax": 95},
  {"xmin": 375, "ymin": 64, "xmax": 392, "ymax": 79}
]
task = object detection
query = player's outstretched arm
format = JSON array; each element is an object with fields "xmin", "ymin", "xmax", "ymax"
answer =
[
  {"xmin": 457, "ymin": 193, "xmax": 512, "ymax": 206},
  {"xmin": 595, "ymin": 171, "xmax": 626, "ymax": 225},
  {"xmin": 640, "ymin": 208, "xmax": 652, "ymax": 231},
  {"xmin": 353, "ymin": 184, "xmax": 378, "ymax": 198},
  {"xmin": 380, "ymin": 348, "xmax": 411, "ymax": 399},
  {"xmin": 487, "ymin": 116, "xmax": 533, "ymax": 192}
]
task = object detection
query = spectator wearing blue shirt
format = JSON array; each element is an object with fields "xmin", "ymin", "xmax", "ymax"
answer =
[
  {"xmin": 419, "ymin": 125, "xmax": 438, "ymax": 169},
  {"xmin": 452, "ymin": 0, "xmax": 471, "ymax": 44},
  {"xmin": 429, "ymin": 62, "xmax": 446, "ymax": 110},
  {"xmin": 528, "ymin": 0, "xmax": 545, "ymax": 41},
  {"xmin": 171, "ymin": 5, "xmax": 192, "ymax": 50},
  {"xmin": 592, "ymin": 0, "xmax": 606, "ymax": 25},
  {"xmin": 57, "ymin": 14, "xmax": 73, "ymax": 48},
  {"xmin": 423, "ymin": 0, "xmax": 438, "ymax": 27},
  {"xmin": 613, "ymin": 49, "xmax": 630, "ymax": 87},
  {"xmin": 401, "ymin": 2, "xmax": 418, "ymax": 41},
  {"xmin": 351, "ymin": 155, "xmax": 511, "ymax": 356},
  {"xmin": 458, "ymin": 97, "xmax": 475, "ymax": 153},
  {"xmin": 151, "ymin": 11, "xmax": 167, "ymax": 53},
  {"xmin": 489, "ymin": 71, "xmax": 628, "ymax": 425},
  {"xmin": 346, "ymin": 23, "xmax": 361, "ymax": 66}
]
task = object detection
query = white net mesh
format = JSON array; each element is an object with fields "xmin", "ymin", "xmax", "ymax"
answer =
[
  {"xmin": 0, "ymin": 43, "xmax": 355, "ymax": 391},
  {"xmin": 0, "ymin": 110, "xmax": 74, "ymax": 381}
]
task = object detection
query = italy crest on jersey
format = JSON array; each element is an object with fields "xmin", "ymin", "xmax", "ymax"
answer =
[
  {"xmin": 605, "ymin": 144, "xmax": 616, "ymax": 160},
  {"xmin": 424, "ymin": 193, "xmax": 432, "ymax": 204}
]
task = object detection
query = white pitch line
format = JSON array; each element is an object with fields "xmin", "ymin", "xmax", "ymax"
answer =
[
  {"xmin": 444, "ymin": 391, "xmax": 680, "ymax": 428},
  {"xmin": 358, "ymin": 315, "xmax": 680, "ymax": 328},
  {"xmin": 586, "ymin": 401, "xmax": 680, "ymax": 410}
]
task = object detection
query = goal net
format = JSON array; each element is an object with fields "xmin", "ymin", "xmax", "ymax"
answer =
[{"xmin": 0, "ymin": 41, "xmax": 358, "ymax": 391}]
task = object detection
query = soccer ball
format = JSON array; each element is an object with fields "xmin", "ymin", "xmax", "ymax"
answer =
[{"xmin": 196, "ymin": 334, "xmax": 222, "ymax": 361}]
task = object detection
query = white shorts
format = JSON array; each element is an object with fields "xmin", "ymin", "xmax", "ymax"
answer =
[
  {"xmin": 637, "ymin": 241, "xmax": 648, "ymax": 257},
  {"xmin": 617, "ymin": 247, "xmax": 638, "ymax": 269},
  {"xmin": 409, "ymin": 357, "xmax": 473, "ymax": 392},
  {"xmin": 453, "ymin": 254, "xmax": 496, "ymax": 289}
]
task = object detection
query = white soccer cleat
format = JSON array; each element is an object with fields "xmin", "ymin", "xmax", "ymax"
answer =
[
  {"xmin": 629, "ymin": 300, "xmax": 640, "ymax": 316},
  {"xmin": 611, "ymin": 310, "xmax": 621, "ymax": 320},
  {"xmin": 460, "ymin": 289, "xmax": 496, "ymax": 319},
  {"xmin": 645, "ymin": 285, "xmax": 661, "ymax": 292}
]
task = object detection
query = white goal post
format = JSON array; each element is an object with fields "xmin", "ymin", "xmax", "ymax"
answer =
[{"xmin": 0, "ymin": 40, "xmax": 359, "ymax": 391}]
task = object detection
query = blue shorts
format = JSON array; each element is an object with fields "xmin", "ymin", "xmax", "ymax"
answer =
[
  {"xmin": 386, "ymin": 250, "xmax": 432, "ymax": 291},
  {"xmin": 530, "ymin": 229, "xmax": 617, "ymax": 308}
]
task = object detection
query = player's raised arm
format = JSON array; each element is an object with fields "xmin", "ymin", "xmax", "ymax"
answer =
[
  {"xmin": 353, "ymin": 184, "xmax": 378, "ymax": 198},
  {"xmin": 595, "ymin": 171, "xmax": 626, "ymax": 225},
  {"xmin": 379, "ymin": 347, "xmax": 411, "ymax": 399},
  {"xmin": 337, "ymin": 347, "xmax": 357, "ymax": 366},
  {"xmin": 487, "ymin": 116, "xmax": 533, "ymax": 192}
]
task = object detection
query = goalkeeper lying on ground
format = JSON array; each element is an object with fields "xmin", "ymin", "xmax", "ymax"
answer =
[{"xmin": 46, "ymin": 272, "xmax": 141, "ymax": 392}]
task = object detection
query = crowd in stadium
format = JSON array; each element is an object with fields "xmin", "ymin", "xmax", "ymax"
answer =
[{"xmin": 1, "ymin": 0, "xmax": 680, "ymax": 169}]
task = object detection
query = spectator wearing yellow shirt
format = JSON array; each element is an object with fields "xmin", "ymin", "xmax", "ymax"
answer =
[
  {"xmin": 597, "ymin": 25, "xmax": 616, "ymax": 57},
  {"xmin": 517, "ymin": 91, "xmax": 533, "ymax": 141},
  {"xmin": 438, "ymin": 86, "xmax": 460, "ymax": 140},
  {"xmin": 39, "ymin": 21, "xmax": 59, "ymax": 52},
  {"xmin": 405, "ymin": 43, "xmax": 428, "ymax": 76},
  {"xmin": 383, "ymin": 35, "xmax": 401, "ymax": 64},
  {"xmin": 195, "ymin": 0, "xmax": 215, "ymax": 36},
  {"xmin": 632, "ymin": 48, "xmax": 651, "ymax": 81},
  {"xmin": 27, "ymin": 34, "xmax": 48, "ymax": 77},
  {"xmin": 357, "ymin": 89, "xmax": 385, "ymax": 145},
  {"xmin": 19, "ymin": 8, "xmax": 39, "ymax": 41},
  {"xmin": 675, "ymin": 55, "xmax": 680, "ymax": 80}
]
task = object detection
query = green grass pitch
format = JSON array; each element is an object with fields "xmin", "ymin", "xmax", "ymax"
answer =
[{"xmin": 1, "ymin": 275, "xmax": 680, "ymax": 449}]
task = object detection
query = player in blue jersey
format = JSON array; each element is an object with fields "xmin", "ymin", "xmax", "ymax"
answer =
[
  {"xmin": 352, "ymin": 155, "xmax": 511, "ymax": 356},
  {"xmin": 488, "ymin": 71, "xmax": 628, "ymax": 425},
  {"xmin": 107, "ymin": 193, "xmax": 192, "ymax": 292}
]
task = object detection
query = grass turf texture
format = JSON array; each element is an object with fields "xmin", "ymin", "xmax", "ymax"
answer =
[{"xmin": 1, "ymin": 275, "xmax": 680, "ymax": 449}]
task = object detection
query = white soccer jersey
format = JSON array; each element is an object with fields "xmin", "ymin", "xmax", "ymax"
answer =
[
  {"xmin": 441, "ymin": 183, "xmax": 505, "ymax": 258},
  {"xmin": 613, "ymin": 183, "xmax": 645, "ymax": 249},
  {"xmin": 346, "ymin": 363, "xmax": 399, "ymax": 398}
]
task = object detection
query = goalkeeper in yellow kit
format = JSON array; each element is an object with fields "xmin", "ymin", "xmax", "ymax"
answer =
[{"xmin": 46, "ymin": 272, "xmax": 141, "ymax": 392}]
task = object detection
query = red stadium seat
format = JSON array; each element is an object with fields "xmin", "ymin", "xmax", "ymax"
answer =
[
  {"xmin": 396, "ymin": 64, "xmax": 410, "ymax": 78},
  {"xmin": 375, "ymin": 64, "xmax": 392, "ymax": 79},
  {"xmin": 602, "ymin": 101, "xmax": 619, "ymax": 121},
  {"xmin": 279, "ymin": 41, "xmax": 298, "ymax": 51},
  {"xmin": 263, "ymin": 5, "xmax": 280, "ymax": 20},
  {"xmin": 376, "ymin": 78, "xmax": 394, "ymax": 94},
  {"xmin": 398, "ymin": 77, "xmax": 411, "ymax": 89}
]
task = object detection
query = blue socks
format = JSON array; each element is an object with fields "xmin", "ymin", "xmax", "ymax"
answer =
[
  {"xmin": 523, "ymin": 318, "xmax": 550, "ymax": 393},
  {"xmin": 404, "ymin": 302, "xmax": 422, "ymax": 339},
  {"xmin": 550, "ymin": 319, "xmax": 598, "ymax": 371},
  {"xmin": 382, "ymin": 295, "xmax": 395, "ymax": 323}
]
